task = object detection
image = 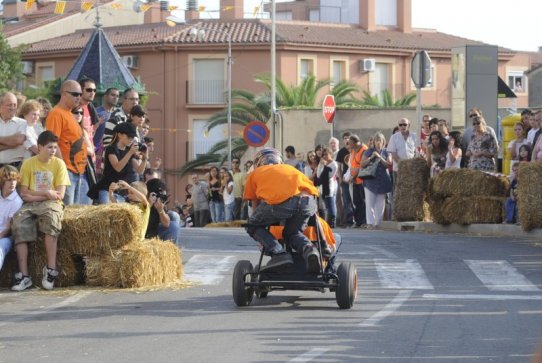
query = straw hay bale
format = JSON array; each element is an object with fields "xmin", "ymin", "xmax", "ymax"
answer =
[
  {"xmin": 0, "ymin": 251, "xmax": 18, "ymax": 287},
  {"xmin": 59, "ymin": 204, "xmax": 144, "ymax": 256},
  {"xmin": 86, "ymin": 239, "xmax": 183, "ymax": 288},
  {"xmin": 393, "ymin": 158, "xmax": 430, "ymax": 221},
  {"xmin": 431, "ymin": 169, "xmax": 509, "ymax": 198},
  {"xmin": 518, "ymin": 162, "xmax": 542, "ymax": 231},
  {"xmin": 428, "ymin": 199, "xmax": 449, "ymax": 225},
  {"xmin": 205, "ymin": 220, "xmax": 247, "ymax": 228},
  {"xmin": 438, "ymin": 196, "xmax": 504, "ymax": 225}
]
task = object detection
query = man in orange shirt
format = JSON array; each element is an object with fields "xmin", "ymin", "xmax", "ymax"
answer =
[
  {"xmin": 45, "ymin": 80, "xmax": 89, "ymax": 205},
  {"xmin": 244, "ymin": 147, "xmax": 321, "ymax": 273},
  {"xmin": 347, "ymin": 135, "xmax": 367, "ymax": 228}
]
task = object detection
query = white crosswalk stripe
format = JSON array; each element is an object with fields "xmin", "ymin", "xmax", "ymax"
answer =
[
  {"xmin": 465, "ymin": 260, "xmax": 540, "ymax": 292},
  {"xmin": 184, "ymin": 255, "xmax": 236, "ymax": 285},
  {"xmin": 374, "ymin": 259, "xmax": 434, "ymax": 290}
]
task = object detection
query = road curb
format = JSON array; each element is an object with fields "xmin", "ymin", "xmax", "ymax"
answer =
[{"xmin": 379, "ymin": 221, "xmax": 542, "ymax": 238}]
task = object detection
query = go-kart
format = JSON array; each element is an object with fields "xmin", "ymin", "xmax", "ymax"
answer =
[{"xmin": 233, "ymin": 214, "xmax": 357, "ymax": 309}]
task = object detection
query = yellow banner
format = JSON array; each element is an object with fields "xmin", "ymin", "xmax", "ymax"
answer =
[
  {"xmin": 223, "ymin": 6, "xmax": 234, "ymax": 11},
  {"xmin": 110, "ymin": 3, "xmax": 122, "ymax": 9},
  {"xmin": 252, "ymin": 5, "xmax": 260, "ymax": 17},
  {"xmin": 167, "ymin": 5, "xmax": 178, "ymax": 11},
  {"xmin": 25, "ymin": 0, "xmax": 36, "ymax": 11},
  {"xmin": 81, "ymin": 1, "xmax": 94, "ymax": 12},
  {"xmin": 54, "ymin": 1, "xmax": 66, "ymax": 14},
  {"xmin": 197, "ymin": 5, "xmax": 206, "ymax": 12},
  {"xmin": 140, "ymin": 3, "xmax": 153, "ymax": 12}
]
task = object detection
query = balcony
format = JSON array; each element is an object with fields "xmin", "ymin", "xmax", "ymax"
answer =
[{"xmin": 186, "ymin": 79, "xmax": 226, "ymax": 105}]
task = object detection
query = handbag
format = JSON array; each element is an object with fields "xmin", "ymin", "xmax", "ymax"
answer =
[{"xmin": 358, "ymin": 158, "xmax": 379, "ymax": 179}]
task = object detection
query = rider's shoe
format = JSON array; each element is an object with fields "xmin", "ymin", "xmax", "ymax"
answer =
[
  {"xmin": 261, "ymin": 252, "xmax": 293, "ymax": 272},
  {"xmin": 303, "ymin": 244, "xmax": 321, "ymax": 274}
]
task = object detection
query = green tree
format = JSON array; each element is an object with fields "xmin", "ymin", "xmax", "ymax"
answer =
[
  {"xmin": 174, "ymin": 75, "xmax": 359, "ymax": 176},
  {"xmin": 0, "ymin": 25, "xmax": 25, "ymax": 92},
  {"xmin": 358, "ymin": 90, "xmax": 416, "ymax": 107}
]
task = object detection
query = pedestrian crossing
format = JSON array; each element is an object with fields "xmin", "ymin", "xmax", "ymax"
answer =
[{"xmin": 183, "ymin": 254, "xmax": 541, "ymax": 293}]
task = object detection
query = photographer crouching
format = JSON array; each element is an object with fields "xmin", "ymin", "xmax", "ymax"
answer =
[{"xmin": 145, "ymin": 178, "xmax": 181, "ymax": 246}]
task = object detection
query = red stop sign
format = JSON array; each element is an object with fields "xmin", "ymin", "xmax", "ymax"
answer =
[{"xmin": 322, "ymin": 94, "xmax": 336, "ymax": 124}]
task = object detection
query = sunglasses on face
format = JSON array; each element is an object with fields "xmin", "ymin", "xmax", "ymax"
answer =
[
  {"xmin": 399, "ymin": 123, "xmax": 408, "ymax": 127},
  {"xmin": 469, "ymin": 114, "xmax": 480, "ymax": 118},
  {"xmin": 72, "ymin": 110, "xmax": 83, "ymax": 115},
  {"xmin": 85, "ymin": 88, "xmax": 96, "ymax": 93},
  {"xmin": 65, "ymin": 91, "xmax": 82, "ymax": 97}
]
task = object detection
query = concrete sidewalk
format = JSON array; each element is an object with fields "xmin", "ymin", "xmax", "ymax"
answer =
[{"xmin": 379, "ymin": 221, "xmax": 542, "ymax": 238}]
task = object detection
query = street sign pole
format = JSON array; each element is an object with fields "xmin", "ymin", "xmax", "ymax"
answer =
[{"xmin": 411, "ymin": 50, "xmax": 432, "ymax": 150}]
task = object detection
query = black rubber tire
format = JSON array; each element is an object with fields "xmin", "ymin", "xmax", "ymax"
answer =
[
  {"xmin": 335, "ymin": 262, "xmax": 358, "ymax": 309},
  {"xmin": 232, "ymin": 260, "xmax": 254, "ymax": 307}
]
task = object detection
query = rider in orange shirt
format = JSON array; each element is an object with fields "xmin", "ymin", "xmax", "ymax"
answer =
[{"xmin": 244, "ymin": 147, "xmax": 321, "ymax": 273}]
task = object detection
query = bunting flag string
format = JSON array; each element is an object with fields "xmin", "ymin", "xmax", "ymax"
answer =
[
  {"xmin": 81, "ymin": 1, "xmax": 94, "ymax": 12},
  {"xmin": 140, "ymin": 3, "xmax": 154, "ymax": 12},
  {"xmin": 25, "ymin": 0, "xmax": 36, "ymax": 11},
  {"xmin": 54, "ymin": 1, "xmax": 66, "ymax": 14}
]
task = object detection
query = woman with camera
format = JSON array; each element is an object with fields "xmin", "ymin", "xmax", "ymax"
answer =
[
  {"xmin": 145, "ymin": 178, "xmax": 181, "ymax": 245},
  {"xmin": 88, "ymin": 122, "xmax": 148, "ymax": 204}
]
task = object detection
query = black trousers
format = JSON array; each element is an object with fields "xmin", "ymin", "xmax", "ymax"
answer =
[{"xmin": 352, "ymin": 183, "xmax": 366, "ymax": 226}]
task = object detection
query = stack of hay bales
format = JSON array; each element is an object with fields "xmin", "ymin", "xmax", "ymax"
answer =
[
  {"xmin": 517, "ymin": 162, "xmax": 542, "ymax": 231},
  {"xmin": 0, "ymin": 204, "xmax": 183, "ymax": 289},
  {"xmin": 393, "ymin": 158, "xmax": 430, "ymax": 221},
  {"xmin": 428, "ymin": 169, "xmax": 509, "ymax": 225}
]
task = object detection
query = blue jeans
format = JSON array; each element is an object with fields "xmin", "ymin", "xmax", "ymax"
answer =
[
  {"xmin": 158, "ymin": 211, "xmax": 181, "ymax": 246},
  {"xmin": 246, "ymin": 196, "xmax": 317, "ymax": 255},
  {"xmin": 225, "ymin": 202, "xmax": 235, "ymax": 222},
  {"xmin": 505, "ymin": 198, "xmax": 517, "ymax": 223},
  {"xmin": 64, "ymin": 171, "xmax": 91, "ymax": 205},
  {"xmin": 209, "ymin": 200, "xmax": 224, "ymax": 223},
  {"xmin": 323, "ymin": 195, "xmax": 337, "ymax": 221},
  {"xmin": 97, "ymin": 189, "xmax": 126, "ymax": 204},
  {"xmin": 0, "ymin": 236, "xmax": 13, "ymax": 270},
  {"xmin": 340, "ymin": 182, "xmax": 354, "ymax": 225}
]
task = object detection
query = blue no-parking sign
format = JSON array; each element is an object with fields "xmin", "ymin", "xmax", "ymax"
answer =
[{"xmin": 243, "ymin": 121, "xmax": 270, "ymax": 147}]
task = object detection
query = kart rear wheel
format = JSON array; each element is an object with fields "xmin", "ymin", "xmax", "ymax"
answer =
[
  {"xmin": 232, "ymin": 260, "xmax": 254, "ymax": 307},
  {"xmin": 335, "ymin": 262, "xmax": 357, "ymax": 309}
]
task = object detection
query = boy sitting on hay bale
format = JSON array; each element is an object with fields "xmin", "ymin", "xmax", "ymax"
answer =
[
  {"xmin": 0, "ymin": 166, "xmax": 23, "ymax": 274},
  {"xmin": 11, "ymin": 131, "xmax": 70, "ymax": 291}
]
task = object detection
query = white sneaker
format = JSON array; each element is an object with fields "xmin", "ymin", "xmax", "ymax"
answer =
[
  {"xmin": 11, "ymin": 272, "xmax": 33, "ymax": 291},
  {"xmin": 42, "ymin": 266, "xmax": 59, "ymax": 290}
]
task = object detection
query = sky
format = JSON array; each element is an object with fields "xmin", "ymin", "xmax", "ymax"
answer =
[{"xmin": 189, "ymin": 0, "xmax": 541, "ymax": 52}]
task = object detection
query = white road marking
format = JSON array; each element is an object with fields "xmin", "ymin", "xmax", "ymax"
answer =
[
  {"xmin": 423, "ymin": 293, "xmax": 542, "ymax": 301},
  {"xmin": 465, "ymin": 260, "xmax": 540, "ymax": 291},
  {"xmin": 0, "ymin": 291, "xmax": 91, "ymax": 327},
  {"xmin": 289, "ymin": 348, "xmax": 330, "ymax": 362},
  {"xmin": 359, "ymin": 290, "xmax": 413, "ymax": 327},
  {"xmin": 183, "ymin": 255, "xmax": 236, "ymax": 285},
  {"xmin": 374, "ymin": 259, "xmax": 434, "ymax": 289}
]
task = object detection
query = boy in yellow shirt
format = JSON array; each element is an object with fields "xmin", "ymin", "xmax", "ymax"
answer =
[{"xmin": 12, "ymin": 131, "xmax": 70, "ymax": 291}]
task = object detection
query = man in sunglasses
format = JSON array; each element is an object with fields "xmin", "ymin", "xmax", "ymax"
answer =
[
  {"xmin": 45, "ymin": 80, "xmax": 89, "ymax": 205},
  {"xmin": 387, "ymin": 118, "xmax": 417, "ymax": 183},
  {"xmin": 78, "ymin": 78, "xmax": 99, "ymax": 144},
  {"xmin": 0, "ymin": 92, "xmax": 27, "ymax": 169}
]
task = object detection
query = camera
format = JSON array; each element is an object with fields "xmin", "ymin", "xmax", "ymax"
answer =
[
  {"xmin": 150, "ymin": 191, "xmax": 169, "ymax": 203},
  {"xmin": 137, "ymin": 142, "xmax": 147, "ymax": 153}
]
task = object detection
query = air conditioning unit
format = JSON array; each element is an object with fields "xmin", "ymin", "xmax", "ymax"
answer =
[
  {"xmin": 21, "ymin": 61, "xmax": 34, "ymax": 75},
  {"xmin": 121, "ymin": 55, "xmax": 139, "ymax": 69},
  {"xmin": 359, "ymin": 58, "xmax": 376, "ymax": 72}
]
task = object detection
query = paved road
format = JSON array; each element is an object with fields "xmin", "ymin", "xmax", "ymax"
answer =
[{"xmin": 1, "ymin": 227, "xmax": 542, "ymax": 362}]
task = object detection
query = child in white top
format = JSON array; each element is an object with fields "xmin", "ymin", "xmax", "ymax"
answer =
[{"xmin": 0, "ymin": 165, "xmax": 23, "ymax": 272}]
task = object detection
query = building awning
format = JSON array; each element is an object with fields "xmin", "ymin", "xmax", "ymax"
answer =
[{"xmin": 498, "ymin": 76, "xmax": 516, "ymax": 98}]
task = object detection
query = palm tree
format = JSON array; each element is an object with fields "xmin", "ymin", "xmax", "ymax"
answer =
[
  {"xmin": 174, "ymin": 75, "xmax": 359, "ymax": 176},
  {"xmin": 358, "ymin": 89, "xmax": 416, "ymax": 107}
]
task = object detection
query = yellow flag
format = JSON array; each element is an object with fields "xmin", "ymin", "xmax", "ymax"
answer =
[
  {"xmin": 81, "ymin": 1, "xmax": 94, "ymax": 12},
  {"xmin": 223, "ymin": 6, "xmax": 234, "ymax": 11},
  {"xmin": 197, "ymin": 5, "xmax": 206, "ymax": 12},
  {"xmin": 110, "ymin": 3, "xmax": 122, "ymax": 9},
  {"xmin": 54, "ymin": 1, "xmax": 66, "ymax": 14},
  {"xmin": 140, "ymin": 3, "xmax": 153, "ymax": 12},
  {"xmin": 252, "ymin": 5, "xmax": 260, "ymax": 17},
  {"xmin": 25, "ymin": 0, "xmax": 36, "ymax": 11},
  {"xmin": 167, "ymin": 5, "xmax": 178, "ymax": 11}
]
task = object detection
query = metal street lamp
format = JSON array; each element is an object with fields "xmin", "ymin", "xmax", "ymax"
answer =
[{"xmin": 167, "ymin": 17, "xmax": 233, "ymax": 169}]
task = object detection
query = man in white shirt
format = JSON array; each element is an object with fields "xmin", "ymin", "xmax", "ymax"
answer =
[
  {"xmin": 387, "ymin": 117, "xmax": 417, "ymax": 181},
  {"xmin": 0, "ymin": 92, "xmax": 27, "ymax": 168},
  {"xmin": 527, "ymin": 112, "xmax": 539, "ymax": 145}
]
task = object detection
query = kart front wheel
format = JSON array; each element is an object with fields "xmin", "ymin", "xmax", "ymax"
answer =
[
  {"xmin": 232, "ymin": 260, "xmax": 254, "ymax": 307},
  {"xmin": 335, "ymin": 262, "xmax": 357, "ymax": 309}
]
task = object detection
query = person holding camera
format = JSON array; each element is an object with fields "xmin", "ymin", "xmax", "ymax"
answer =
[
  {"xmin": 88, "ymin": 122, "xmax": 147, "ymax": 204},
  {"xmin": 145, "ymin": 178, "xmax": 181, "ymax": 245}
]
